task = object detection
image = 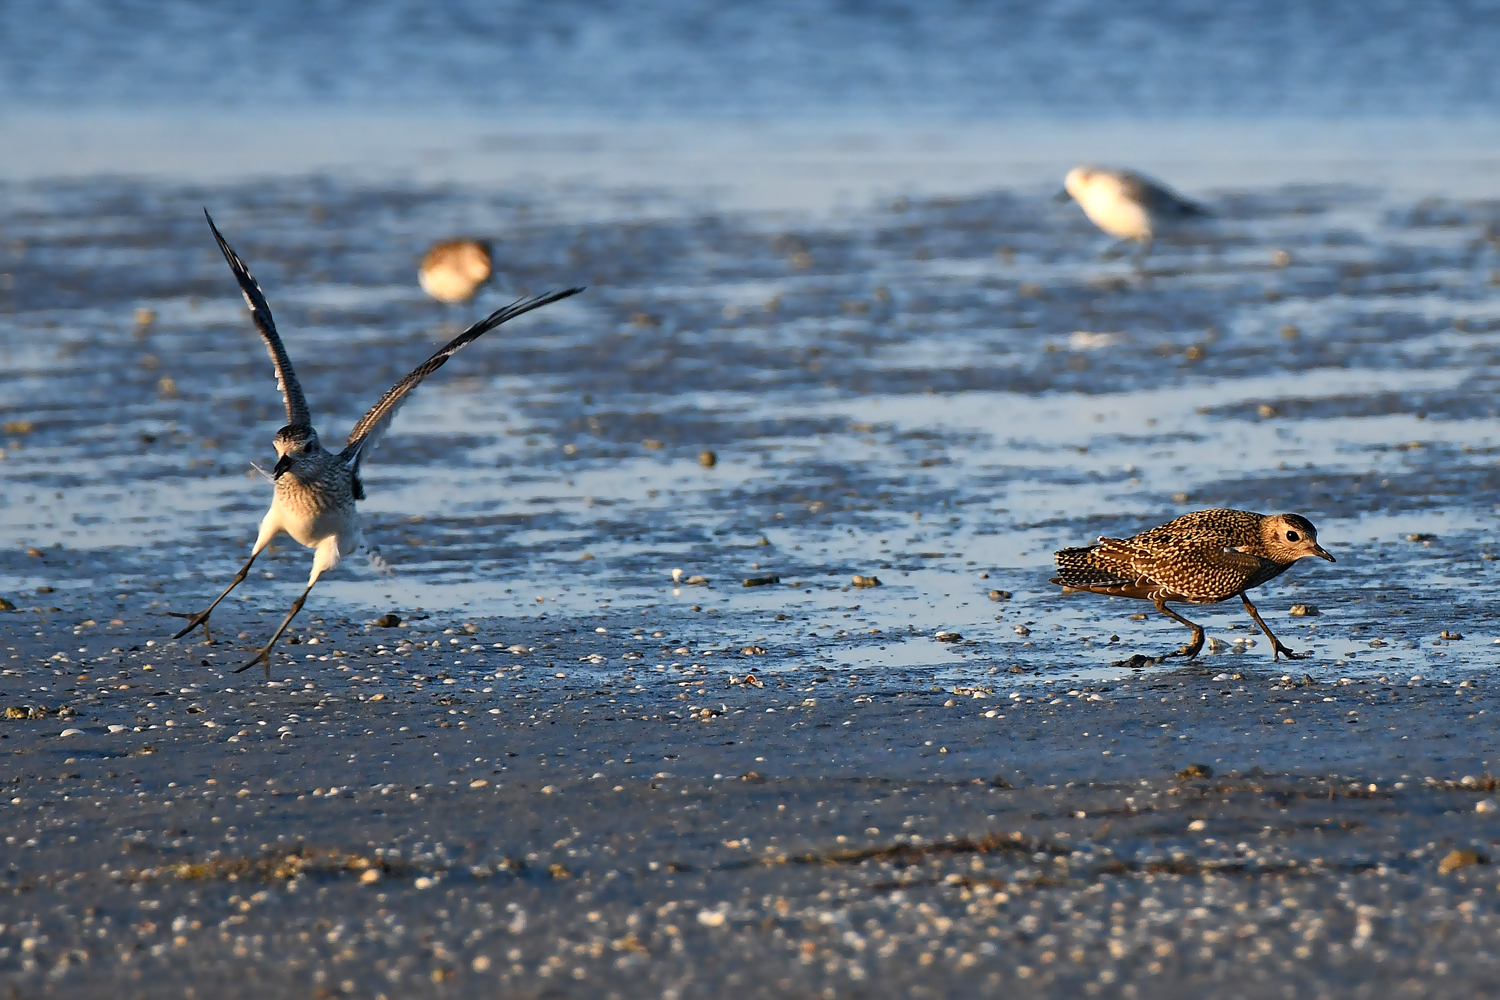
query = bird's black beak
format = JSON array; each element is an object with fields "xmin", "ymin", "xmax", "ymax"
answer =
[
  {"xmin": 272, "ymin": 454, "xmax": 292, "ymax": 480},
  {"xmin": 1053, "ymin": 189, "xmax": 1073, "ymax": 203},
  {"xmin": 1312, "ymin": 544, "xmax": 1335, "ymax": 563}
]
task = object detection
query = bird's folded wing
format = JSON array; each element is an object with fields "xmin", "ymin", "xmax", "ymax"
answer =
[
  {"xmin": 341, "ymin": 286, "xmax": 585, "ymax": 473},
  {"xmin": 1119, "ymin": 172, "xmax": 1205, "ymax": 218},
  {"xmin": 204, "ymin": 210, "xmax": 312, "ymax": 429},
  {"xmin": 1128, "ymin": 534, "xmax": 1263, "ymax": 599}
]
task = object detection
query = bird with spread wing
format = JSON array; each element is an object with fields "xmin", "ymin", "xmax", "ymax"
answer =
[{"xmin": 171, "ymin": 210, "xmax": 583, "ymax": 675}]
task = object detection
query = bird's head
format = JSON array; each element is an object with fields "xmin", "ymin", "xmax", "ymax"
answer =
[
  {"xmin": 1061, "ymin": 166, "xmax": 1100, "ymax": 202},
  {"xmin": 271, "ymin": 424, "xmax": 320, "ymax": 479},
  {"xmin": 1260, "ymin": 513, "xmax": 1335, "ymax": 564}
]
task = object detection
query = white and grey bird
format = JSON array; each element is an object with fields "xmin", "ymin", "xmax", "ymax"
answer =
[
  {"xmin": 171, "ymin": 211, "xmax": 583, "ymax": 676},
  {"xmin": 1058, "ymin": 165, "xmax": 1207, "ymax": 267}
]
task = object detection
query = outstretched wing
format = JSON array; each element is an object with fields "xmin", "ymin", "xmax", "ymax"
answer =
[
  {"xmin": 204, "ymin": 209, "xmax": 311, "ymax": 428},
  {"xmin": 340, "ymin": 286, "xmax": 585, "ymax": 474}
]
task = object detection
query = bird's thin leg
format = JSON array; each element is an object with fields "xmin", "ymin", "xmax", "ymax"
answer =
[
  {"xmin": 168, "ymin": 550, "xmax": 260, "ymax": 643},
  {"xmin": 1133, "ymin": 235, "xmax": 1154, "ymax": 271},
  {"xmin": 1100, "ymin": 240, "xmax": 1132, "ymax": 261},
  {"xmin": 1241, "ymin": 592, "xmax": 1304, "ymax": 660},
  {"xmin": 236, "ymin": 580, "xmax": 317, "ymax": 678},
  {"xmin": 1154, "ymin": 597, "xmax": 1205, "ymax": 659}
]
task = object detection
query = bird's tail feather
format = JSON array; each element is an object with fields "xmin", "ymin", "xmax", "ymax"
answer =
[
  {"xmin": 1052, "ymin": 545, "xmax": 1132, "ymax": 589},
  {"xmin": 365, "ymin": 546, "xmax": 395, "ymax": 578}
]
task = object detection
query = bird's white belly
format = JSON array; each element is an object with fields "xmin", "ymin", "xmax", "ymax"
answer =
[
  {"xmin": 420, "ymin": 269, "xmax": 481, "ymax": 304},
  {"xmin": 1081, "ymin": 194, "xmax": 1152, "ymax": 241},
  {"xmin": 278, "ymin": 504, "xmax": 355, "ymax": 550}
]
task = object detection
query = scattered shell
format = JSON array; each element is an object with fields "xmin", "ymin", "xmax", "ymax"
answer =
[
  {"xmin": 6, "ymin": 706, "xmax": 30, "ymax": 719},
  {"xmin": 684, "ymin": 575, "xmax": 710, "ymax": 586},
  {"xmin": 1271, "ymin": 249, "xmax": 1293, "ymax": 267},
  {"xmin": 851, "ymin": 575, "xmax": 881, "ymax": 588},
  {"xmin": 698, "ymin": 450, "xmax": 717, "ymax": 468},
  {"xmin": 1257, "ymin": 404, "xmax": 1277, "ymax": 418},
  {"xmin": 134, "ymin": 307, "xmax": 157, "ymax": 327},
  {"xmin": 1288, "ymin": 604, "xmax": 1319, "ymax": 617},
  {"xmin": 1439, "ymin": 630, "xmax": 1464, "ymax": 641},
  {"xmin": 1438, "ymin": 849, "xmax": 1488, "ymax": 874},
  {"xmin": 1176, "ymin": 764, "xmax": 1213, "ymax": 781},
  {"xmin": 642, "ymin": 438, "xmax": 665, "ymax": 450},
  {"xmin": 740, "ymin": 771, "xmax": 767, "ymax": 783},
  {"xmin": 1013, "ymin": 625, "xmax": 1030, "ymax": 636},
  {"xmin": 935, "ymin": 631, "xmax": 962, "ymax": 643},
  {"xmin": 742, "ymin": 575, "xmax": 780, "ymax": 587},
  {"xmin": 1475, "ymin": 800, "xmax": 1498, "ymax": 814},
  {"xmin": 372, "ymin": 613, "xmax": 402, "ymax": 628},
  {"xmin": 580, "ymin": 552, "xmax": 595, "ymax": 560},
  {"xmin": 58, "ymin": 728, "xmax": 83, "ymax": 737},
  {"xmin": 740, "ymin": 645, "xmax": 767, "ymax": 656},
  {"xmin": 987, "ymin": 590, "xmax": 1011, "ymax": 601}
]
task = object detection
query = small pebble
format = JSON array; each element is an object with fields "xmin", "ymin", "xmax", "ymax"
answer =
[
  {"xmin": 1438, "ymin": 849, "xmax": 1488, "ymax": 874},
  {"xmin": 698, "ymin": 450, "xmax": 717, "ymax": 468},
  {"xmin": 1475, "ymin": 800, "xmax": 1498, "ymax": 814},
  {"xmin": 742, "ymin": 575, "xmax": 779, "ymax": 587},
  {"xmin": 851, "ymin": 575, "xmax": 881, "ymax": 588},
  {"xmin": 987, "ymin": 590, "xmax": 1011, "ymax": 601},
  {"xmin": 1439, "ymin": 630, "xmax": 1463, "ymax": 640},
  {"xmin": 935, "ymin": 631, "xmax": 962, "ymax": 643},
  {"xmin": 372, "ymin": 613, "xmax": 402, "ymax": 628},
  {"xmin": 1289, "ymin": 604, "xmax": 1319, "ymax": 617}
]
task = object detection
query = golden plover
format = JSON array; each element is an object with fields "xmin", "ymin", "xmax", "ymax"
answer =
[
  {"xmin": 1051, "ymin": 508, "xmax": 1334, "ymax": 661},
  {"xmin": 419, "ymin": 238, "xmax": 494, "ymax": 306},
  {"xmin": 171, "ymin": 211, "xmax": 582, "ymax": 676},
  {"xmin": 1058, "ymin": 165, "xmax": 1207, "ymax": 267}
]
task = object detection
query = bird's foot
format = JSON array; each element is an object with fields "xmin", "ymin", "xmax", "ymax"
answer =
[
  {"xmin": 1272, "ymin": 644, "xmax": 1309, "ymax": 661},
  {"xmin": 1164, "ymin": 643, "xmax": 1203, "ymax": 660},
  {"xmin": 234, "ymin": 647, "xmax": 273, "ymax": 677},
  {"xmin": 166, "ymin": 610, "xmax": 212, "ymax": 643}
]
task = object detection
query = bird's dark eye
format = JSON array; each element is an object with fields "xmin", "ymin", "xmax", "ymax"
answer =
[{"xmin": 1286, "ymin": 530, "xmax": 1300, "ymax": 542}]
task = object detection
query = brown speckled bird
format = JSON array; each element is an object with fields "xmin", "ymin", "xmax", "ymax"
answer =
[{"xmin": 1052, "ymin": 509, "xmax": 1335, "ymax": 661}]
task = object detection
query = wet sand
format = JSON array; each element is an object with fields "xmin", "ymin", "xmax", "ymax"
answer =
[{"xmin": 3, "ymin": 152, "xmax": 1500, "ymax": 996}]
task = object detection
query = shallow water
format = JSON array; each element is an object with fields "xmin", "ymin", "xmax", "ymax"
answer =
[{"xmin": 2, "ymin": 162, "xmax": 1498, "ymax": 686}]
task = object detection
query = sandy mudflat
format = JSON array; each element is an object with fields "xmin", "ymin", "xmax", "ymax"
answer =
[{"xmin": 3, "ymin": 145, "xmax": 1500, "ymax": 995}]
